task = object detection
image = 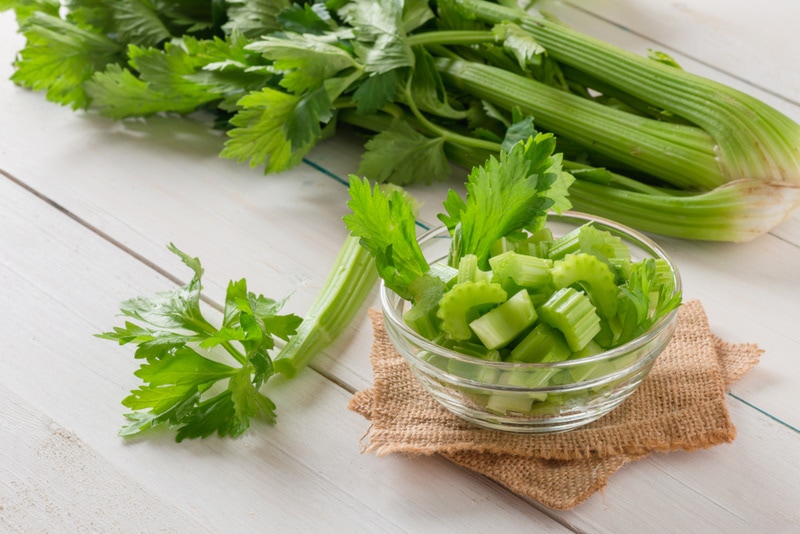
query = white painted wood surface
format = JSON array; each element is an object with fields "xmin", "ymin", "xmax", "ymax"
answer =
[{"xmin": 1, "ymin": 2, "xmax": 799, "ymax": 532}]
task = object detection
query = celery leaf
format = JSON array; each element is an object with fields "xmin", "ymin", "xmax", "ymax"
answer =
[
  {"xmin": 344, "ymin": 178, "xmax": 429, "ymax": 300},
  {"xmin": 222, "ymin": 0, "xmax": 290, "ymax": 38},
  {"xmin": 11, "ymin": 11, "xmax": 120, "ymax": 109},
  {"xmin": 439, "ymin": 133, "xmax": 573, "ymax": 267},
  {"xmin": 338, "ymin": 0, "xmax": 414, "ymax": 74},
  {"xmin": 351, "ymin": 70, "xmax": 399, "ymax": 115},
  {"xmin": 97, "ymin": 245, "xmax": 301, "ymax": 441},
  {"xmin": 247, "ymin": 33, "xmax": 358, "ymax": 94},
  {"xmin": 221, "ymin": 86, "xmax": 322, "ymax": 173},
  {"xmin": 357, "ymin": 120, "xmax": 450, "ymax": 185}
]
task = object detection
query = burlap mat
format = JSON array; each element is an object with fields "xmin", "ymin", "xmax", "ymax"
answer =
[{"xmin": 348, "ymin": 300, "xmax": 762, "ymax": 510}]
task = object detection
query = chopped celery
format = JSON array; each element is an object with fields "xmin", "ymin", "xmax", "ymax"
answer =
[
  {"xmin": 489, "ymin": 250, "xmax": 553, "ymax": 293},
  {"xmin": 538, "ymin": 287, "xmax": 602, "ymax": 351},
  {"xmin": 436, "ymin": 280, "xmax": 508, "ymax": 341},
  {"xmin": 468, "ymin": 290, "xmax": 538, "ymax": 349},
  {"xmin": 509, "ymin": 323, "xmax": 571, "ymax": 363},
  {"xmin": 447, "ymin": 346, "xmax": 502, "ymax": 383},
  {"xmin": 403, "ymin": 274, "xmax": 448, "ymax": 340},
  {"xmin": 457, "ymin": 254, "xmax": 491, "ymax": 284},
  {"xmin": 486, "ymin": 391, "xmax": 536, "ymax": 414},
  {"xmin": 547, "ymin": 225, "xmax": 583, "ymax": 260},
  {"xmin": 567, "ymin": 341, "xmax": 610, "ymax": 382},
  {"xmin": 550, "ymin": 253, "xmax": 619, "ymax": 319}
]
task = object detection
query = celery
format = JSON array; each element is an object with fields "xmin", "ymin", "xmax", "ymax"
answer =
[
  {"xmin": 537, "ymin": 287, "xmax": 602, "ymax": 351},
  {"xmin": 457, "ymin": 254, "xmax": 491, "ymax": 283},
  {"xmin": 489, "ymin": 250, "xmax": 553, "ymax": 293},
  {"xmin": 273, "ymin": 234, "xmax": 378, "ymax": 378},
  {"xmin": 436, "ymin": 280, "xmax": 508, "ymax": 341},
  {"xmin": 550, "ymin": 253, "xmax": 619, "ymax": 319},
  {"xmin": 7, "ymin": 0, "xmax": 799, "ymax": 240},
  {"xmin": 469, "ymin": 289, "xmax": 537, "ymax": 349},
  {"xmin": 509, "ymin": 323, "xmax": 571, "ymax": 363},
  {"xmin": 403, "ymin": 275, "xmax": 448, "ymax": 340}
]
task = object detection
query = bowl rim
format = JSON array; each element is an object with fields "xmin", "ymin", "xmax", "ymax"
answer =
[{"xmin": 379, "ymin": 210, "xmax": 682, "ymax": 372}]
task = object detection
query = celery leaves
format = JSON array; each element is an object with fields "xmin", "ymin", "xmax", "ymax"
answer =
[
  {"xmin": 11, "ymin": 12, "xmax": 121, "ymax": 108},
  {"xmin": 357, "ymin": 120, "xmax": 450, "ymax": 185},
  {"xmin": 220, "ymin": 87, "xmax": 321, "ymax": 173},
  {"xmin": 247, "ymin": 33, "xmax": 358, "ymax": 94},
  {"xmin": 440, "ymin": 133, "xmax": 573, "ymax": 268},
  {"xmin": 97, "ymin": 245, "xmax": 302, "ymax": 441},
  {"xmin": 343, "ymin": 178, "xmax": 429, "ymax": 300}
]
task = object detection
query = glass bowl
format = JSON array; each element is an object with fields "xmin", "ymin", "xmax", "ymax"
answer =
[{"xmin": 379, "ymin": 212, "xmax": 681, "ymax": 433}]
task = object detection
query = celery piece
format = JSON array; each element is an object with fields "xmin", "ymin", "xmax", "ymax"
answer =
[
  {"xmin": 509, "ymin": 323, "xmax": 571, "ymax": 363},
  {"xmin": 446, "ymin": 340, "xmax": 503, "ymax": 361},
  {"xmin": 547, "ymin": 225, "xmax": 583, "ymax": 260},
  {"xmin": 446, "ymin": 347, "xmax": 502, "ymax": 383},
  {"xmin": 457, "ymin": 254, "xmax": 491, "ymax": 283},
  {"xmin": 489, "ymin": 250, "xmax": 553, "ymax": 293},
  {"xmin": 428, "ymin": 261, "xmax": 459, "ymax": 286},
  {"xmin": 551, "ymin": 253, "xmax": 619, "ymax": 319},
  {"xmin": 489, "ymin": 236, "xmax": 516, "ymax": 257},
  {"xmin": 570, "ymin": 341, "xmax": 618, "ymax": 383},
  {"xmin": 403, "ymin": 263, "xmax": 458, "ymax": 338},
  {"xmin": 420, "ymin": 350, "xmax": 450, "ymax": 373},
  {"xmin": 273, "ymin": 235, "xmax": 378, "ymax": 378},
  {"xmin": 538, "ymin": 287, "xmax": 601, "ymax": 351},
  {"xmin": 517, "ymin": 227, "xmax": 554, "ymax": 258},
  {"xmin": 403, "ymin": 274, "xmax": 448, "ymax": 340},
  {"xmin": 469, "ymin": 289, "xmax": 538, "ymax": 349},
  {"xmin": 486, "ymin": 391, "xmax": 536, "ymax": 413},
  {"xmin": 436, "ymin": 280, "xmax": 507, "ymax": 340},
  {"xmin": 498, "ymin": 324, "xmax": 572, "ymax": 404}
]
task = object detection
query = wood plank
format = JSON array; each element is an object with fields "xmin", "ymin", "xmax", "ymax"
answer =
[
  {"xmin": 0, "ymin": 392, "xmax": 206, "ymax": 533},
  {"xmin": 0, "ymin": 176, "xmax": 567, "ymax": 532},
  {"xmin": 557, "ymin": 397, "xmax": 800, "ymax": 531}
]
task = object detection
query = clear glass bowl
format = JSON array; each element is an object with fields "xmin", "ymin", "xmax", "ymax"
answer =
[{"xmin": 379, "ymin": 212, "xmax": 681, "ymax": 433}]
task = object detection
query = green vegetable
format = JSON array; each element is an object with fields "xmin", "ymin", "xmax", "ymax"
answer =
[
  {"xmin": 96, "ymin": 244, "xmax": 302, "ymax": 441},
  {"xmin": 537, "ymin": 286, "xmax": 601, "ymax": 352},
  {"xmin": 273, "ymin": 234, "xmax": 379, "ymax": 378},
  {"xmin": 469, "ymin": 289, "xmax": 537, "ymax": 350},
  {"xmin": 344, "ymin": 133, "xmax": 682, "ymax": 413},
  {"xmin": 98, "ymin": 238, "xmax": 377, "ymax": 440},
  {"xmin": 4, "ymin": 0, "xmax": 798, "ymax": 240}
]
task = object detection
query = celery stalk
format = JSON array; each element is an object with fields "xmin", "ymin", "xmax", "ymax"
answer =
[{"xmin": 273, "ymin": 235, "xmax": 378, "ymax": 378}]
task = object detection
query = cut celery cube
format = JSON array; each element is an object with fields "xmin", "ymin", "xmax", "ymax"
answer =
[
  {"xmin": 509, "ymin": 323, "xmax": 571, "ymax": 363},
  {"xmin": 538, "ymin": 287, "xmax": 601, "ymax": 351},
  {"xmin": 469, "ymin": 290, "xmax": 538, "ymax": 350}
]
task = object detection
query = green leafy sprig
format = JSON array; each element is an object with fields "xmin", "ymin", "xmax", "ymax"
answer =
[{"xmin": 97, "ymin": 244, "xmax": 301, "ymax": 441}]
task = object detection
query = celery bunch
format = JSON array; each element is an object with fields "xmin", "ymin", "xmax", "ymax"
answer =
[{"xmin": 4, "ymin": 0, "xmax": 799, "ymax": 240}]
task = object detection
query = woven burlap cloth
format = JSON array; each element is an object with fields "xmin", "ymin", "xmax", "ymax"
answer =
[{"xmin": 348, "ymin": 300, "xmax": 762, "ymax": 510}]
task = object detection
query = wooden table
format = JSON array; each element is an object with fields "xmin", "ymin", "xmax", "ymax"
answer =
[{"xmin": 2, "ymin": 2, "xmax": 798, "ymax": 532}]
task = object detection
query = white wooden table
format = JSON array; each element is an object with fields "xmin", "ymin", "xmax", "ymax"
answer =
[{"xmin": 2, "ymin": 2, "xmax": 798, "ymax": 532}]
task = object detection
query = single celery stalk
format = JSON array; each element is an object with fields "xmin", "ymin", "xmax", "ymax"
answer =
[
  {"xmin": 436, "ymin": 280, "xmax": 508, "ymax": 340},
  {"xmin": 489, "ymin": 250, "xmax": 553, "ymax": 291},
  {"xmin": 509, "ymin": 323, "xmax": 571, "ymax": 363},
  {"xmin": 273, "ymin": 235, "xmax": 378, "ymax": 378},
  {"xmin": 435, "ymin": 57, "xmax": 724, "ymax": 191}
]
